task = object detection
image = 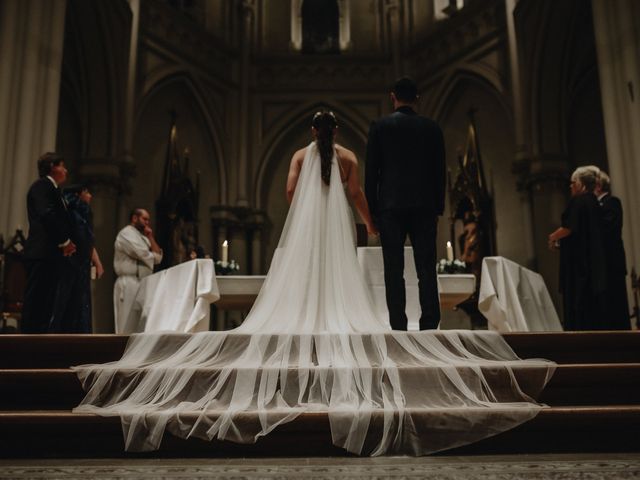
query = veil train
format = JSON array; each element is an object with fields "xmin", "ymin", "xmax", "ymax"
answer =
[{"xmin": 73, "ymin": 143, "xmax": 556, "ymax": 455}]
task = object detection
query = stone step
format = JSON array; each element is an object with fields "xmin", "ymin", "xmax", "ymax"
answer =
[
  {"xmin": 0, "ymin": 406, "xmax": 638, "ymax": 457},
  {"xmin": 504, "ymin": 331, "xmax": 640, "ymax": 364},
  {"xmin": 1, "ymin": 332, "xmax": 639, "ymax": 368},
  {"xmin": 1, "ymin": 363, "xmax": 638, "ymax": 410}
]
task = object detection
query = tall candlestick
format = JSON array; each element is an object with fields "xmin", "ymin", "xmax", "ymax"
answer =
[
  {"xmin": 446, "ymin": 241, "xmax": 454, "ymax": 262},
  {"xmin": 222, "ymin": 240, "xmax": 229, "ymax": 263}
]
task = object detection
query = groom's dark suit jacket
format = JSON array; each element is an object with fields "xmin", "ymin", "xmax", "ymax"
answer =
[
  {"xmin": 365, "ymin": 106, "xmax": 446, "ymax": 219},
  {"xmin": 24, "ymin": 177, "xmax": 72, "ymax": 260}
]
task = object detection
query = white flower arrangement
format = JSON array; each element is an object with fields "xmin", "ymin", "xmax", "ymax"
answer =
[
  {"xmin": 215, "ymin": 259, "xmax": 240, "ymax": 275},
  {"xmin": 437, "ymin": 258, "xmax": 468, "ymax": 274}
]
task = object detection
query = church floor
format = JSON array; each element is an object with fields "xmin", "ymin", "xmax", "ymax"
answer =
[{"xmin": 1, "ymin": 453, "xmax": 639, "ymax": 480}]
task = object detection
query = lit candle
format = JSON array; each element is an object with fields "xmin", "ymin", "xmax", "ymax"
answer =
[
  {"xmin": 446, "ymin": 241, "xmax": 454, "ymax": 262},
  {"xmin": 222, "ymin": 240, "xmax": 228, "ymax": 263}
]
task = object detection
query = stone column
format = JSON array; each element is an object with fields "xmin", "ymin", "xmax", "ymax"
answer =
[
  {"xmin": 236, "ymin": 1, "xmax": 254, "ymax": 208},
  {"xmin": 77, "ymin": 161, "xmax": 122, "ymax": 333},
  {"xmin": 338, "ymin": 0, "xmax": 352, "ymax": 51},
  {"xmin": 122, "ymin": 0, "xmax": 140, "ymax": 166},
  {"xmin": 0, "ymin": 0, "xmax": 67, "ymax": 237},
  {"xmin": 386, "ymin": 0, "xmax": 402, "ymax": 78},
  {"xmin": 592, "ymin": 0, "xmax": 640, "ymax": 271},
  {"xmin": 524, "ymin": 170, "xmax": 569, "ymax": 312},
  {"xmin": 506, "ymin": 0, "xmax": 536, "ymax": 266}
]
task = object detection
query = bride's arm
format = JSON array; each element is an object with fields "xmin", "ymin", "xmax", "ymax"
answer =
[
  {"xmin": 286, "ymin": 148, "xmax": 305, "ymax": 204},
  {"xmin": 340, "ymin": 149, "xmax": 378, "ymax": 235}
]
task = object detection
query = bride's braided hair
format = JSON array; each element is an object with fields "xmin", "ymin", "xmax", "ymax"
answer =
[{"xmin": 312, "ymin": 111, "xmax": 337, "ymax": 186}]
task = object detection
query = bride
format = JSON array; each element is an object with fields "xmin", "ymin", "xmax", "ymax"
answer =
[{"xmin": 73, "ymin": 111, "xmax": 555, "ymax": 455}]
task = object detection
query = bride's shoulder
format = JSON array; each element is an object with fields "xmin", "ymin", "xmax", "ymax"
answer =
[
  {"xmin": 335, "ymin": 144, "xmax": 358, "ymax": 165},
  {"xmin": 290, "ymin": 146, "xmax": 307, "ymax": 163}
]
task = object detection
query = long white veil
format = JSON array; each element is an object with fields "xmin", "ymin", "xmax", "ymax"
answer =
[{"xmin": 73, "ymin": 143, "xmax": 555, "ymax": 454}]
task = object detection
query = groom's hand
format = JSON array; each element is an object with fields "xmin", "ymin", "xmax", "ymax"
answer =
[{"xmin": 366, "ymin": 222, "xmax": 379, "ymax": 236}]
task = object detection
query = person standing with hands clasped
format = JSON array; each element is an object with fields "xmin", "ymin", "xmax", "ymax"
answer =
[{"xmin": 113, "ymin": 208, "xmax": 163, "ymax": 333}]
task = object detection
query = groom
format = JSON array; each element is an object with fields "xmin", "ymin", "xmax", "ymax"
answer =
[{"xmin": 365, "ymin": 77, "xmax": 446, "ymax": 330}]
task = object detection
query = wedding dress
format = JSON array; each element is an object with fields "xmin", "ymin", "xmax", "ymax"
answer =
[{"xmin": 73, "ymin": 142, "xmax": 556, "ymax": 455}]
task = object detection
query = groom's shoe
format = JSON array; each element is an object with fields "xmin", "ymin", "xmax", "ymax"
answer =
[
  {"xmin": 419, "ymin": 317, "xmax": 440, "ymax": 330},
  {"xmin": 389, "ymin": 314, "xmax": 409, "ymax": 331}
]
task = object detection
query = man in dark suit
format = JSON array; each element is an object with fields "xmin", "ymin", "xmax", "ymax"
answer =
[
  {"xmin": 21, "ymin": 153, "xmax": 76, "ymax": 333},
  {"xmin": 595, "ymin": 170, "xmax": 630, "ymax": 330},
  {"xmin": 365, "ymin": 77, "xmax": 446, "ymax": 330}
]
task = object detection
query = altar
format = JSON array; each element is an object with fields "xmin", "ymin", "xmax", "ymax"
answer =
[
  {"xmin": 128, "ymin": 249, "xmax": 477, "ymax": 333},
  {"xmin": 214, "ymin": 247, "xmax": 475, "ymax": 331}
]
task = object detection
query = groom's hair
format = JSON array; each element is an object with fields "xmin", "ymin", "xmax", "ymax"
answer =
[{"xmin": 393, "ymin": 77, "xmax": 418, "ymax": 102}]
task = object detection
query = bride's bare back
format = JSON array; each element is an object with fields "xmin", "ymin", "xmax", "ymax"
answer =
[{"xmin": 286, "ymin": 142, "xmax": 377, "ymax": 235}]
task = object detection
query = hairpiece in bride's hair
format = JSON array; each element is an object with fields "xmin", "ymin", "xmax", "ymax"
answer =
[{"xmin": 312, "ymin": 111, "xmax": 337, "ymax": 186}]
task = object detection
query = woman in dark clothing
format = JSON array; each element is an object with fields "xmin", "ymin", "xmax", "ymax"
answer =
[
  {"xmin": 548, "ymin": 167, "xmax": 607, "ymax": 330},
  {"xmin": 50, "ymin": 185, "xmax": 103, "ymax": 332}
]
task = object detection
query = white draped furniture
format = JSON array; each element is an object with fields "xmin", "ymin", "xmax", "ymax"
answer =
[
  {"xmin": 478, "ymin": 256, "xmax": 563, "ymax": 332},
  {"xmin": 123, "ymin": 259, "xmax": 220, "ymax": 333}
]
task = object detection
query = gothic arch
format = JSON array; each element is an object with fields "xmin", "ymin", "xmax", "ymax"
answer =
[
  {"xmin": 135, "ymin": 73, "xmax": 227, "ymax": 202},
  {"xmin": 519, "ymin": 0, "xmax": 601, "ymax": 158},
  {"xmin": 427, "ymin": 69, "xmax": 512, "ymax": 125}
]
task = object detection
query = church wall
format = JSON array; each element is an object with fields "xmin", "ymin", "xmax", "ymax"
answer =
[
  {"xmin": 348, "ymin": 0, "xmax": 383, "ymax": 53},
  {"xmin": 258, "ymin": 0, "xmax": 291, "ymax": 52},
  {"xmin": 406, "ymin": 0, "xmax": 435, "ymax": 45}
]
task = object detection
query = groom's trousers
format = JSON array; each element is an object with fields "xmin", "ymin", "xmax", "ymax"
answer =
[{"xmin": 377, "ymin": 208, "xmax": 440, "ymax": 330}]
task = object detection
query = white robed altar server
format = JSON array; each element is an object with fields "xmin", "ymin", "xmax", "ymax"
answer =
[
  {"xmin": 113, "ymin": 209, "xmax": 162, "ymax": 333},
  {"xmin": 75, "ymin": 111, "xmax": 555, "ymax": 456}
]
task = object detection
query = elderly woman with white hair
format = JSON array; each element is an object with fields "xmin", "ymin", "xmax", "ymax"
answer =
[{"xmin": 548, "ymin": 166, "xmax": 607, "ymax": 330}]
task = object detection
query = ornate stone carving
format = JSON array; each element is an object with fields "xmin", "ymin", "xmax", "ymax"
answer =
[
  {"xmin": 410, "ymin": 0, "xmax": 506, "ymax": 79},
  {"xmin": 140, "ymin": 0, "xmax": 236, "ymax": 82},
  {"xmin": 254, "ymin": 59, "xmax": 388, "ymax": 90}
]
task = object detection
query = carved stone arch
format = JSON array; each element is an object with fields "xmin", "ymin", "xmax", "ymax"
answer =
[
  {"xmin": 136, "ymin": 72, "xmax": 228, "ymax": 203},
  {"xmin": 428, "ymin": 69, "xmax": 512, "ymax": 125},
  {"xmin": 254, "ymin": 101, "xmax": 368, "ymax": 209}
]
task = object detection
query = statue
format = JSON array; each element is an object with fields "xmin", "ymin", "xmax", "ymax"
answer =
[{"xmin": 155, "ymin": 111, "xmax": 201, "ymax": 269}]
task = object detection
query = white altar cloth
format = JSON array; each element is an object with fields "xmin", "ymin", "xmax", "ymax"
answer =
[
  {"xmin": 357, "ymin": 247, "xmax": 475, "ymax": 330},
  {"xmin": 123, "ymin": 259, "xmax": 220, "ymax": 333},
  {"xmin": 478, "ymin": 256, "xmax": 563, "ymax": 332}
]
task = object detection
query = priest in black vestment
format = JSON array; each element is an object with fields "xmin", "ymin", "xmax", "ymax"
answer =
[
  {"xmin": 595, "ymin": 170, "xmax": 631, "ymax": 330},
  {"xmin": 548, "ymin": 166, "xmax": 607, "ymax": 330}
]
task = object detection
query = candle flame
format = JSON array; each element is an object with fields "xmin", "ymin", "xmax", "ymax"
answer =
[
  {"xmin": 446, "ymin": 241, "xmax": 451, "ymax": 247},
  {"xmin": 223, "ymin": 240, "xmax": 228, "ymax": 247}
]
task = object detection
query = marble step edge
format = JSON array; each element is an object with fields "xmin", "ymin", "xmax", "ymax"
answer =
[
  {"xmin": 1, "ymin": 405, "xmax": 640, "ymax": 428},
  {"xmin": 1, "ymin": 363, "xmax": 638, "ymax": 380}
]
